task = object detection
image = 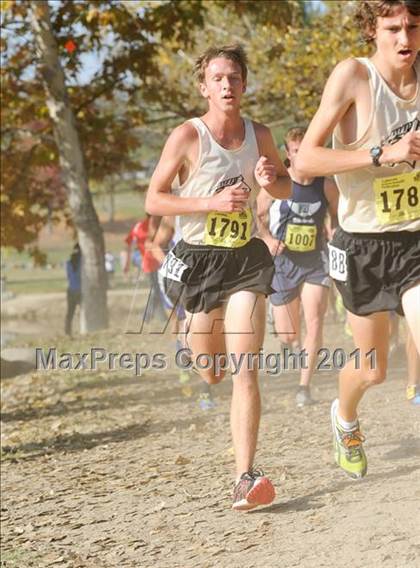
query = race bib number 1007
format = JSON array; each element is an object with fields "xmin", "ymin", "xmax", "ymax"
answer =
[
  {"xmin": 374, "ymin": 171, "xmax": 420, "ymax": 226},
  {"xmin": 285, "ymin": 223, "xmax": 317, "ymax": 252}
]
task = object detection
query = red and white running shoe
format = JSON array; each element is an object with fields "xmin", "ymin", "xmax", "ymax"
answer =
[{"xmin": 232, "ymin": 469, "xmax": 275, "ymax": 511}]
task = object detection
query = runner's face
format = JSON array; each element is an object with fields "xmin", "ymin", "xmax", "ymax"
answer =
[
  {"xmin": 286, "ymin": 140, "xmax": 301, "ymax": 169},
  {"xmin": 200, "ymin": 57, "xmax": 245, "ymax": 110},
  {"xmin": 374, "ymin": 7, "xmax": 420, "ymax": 68}
]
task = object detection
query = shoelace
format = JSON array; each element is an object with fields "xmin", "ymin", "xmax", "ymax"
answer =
[
  {"xmin": 341, "ymin": 429, "xmax": 365, "ymax": 450},
  {"xmin": 243, "ymin": 468, "xmax": 265, "ymax": 480},
  {"xmin": 234, "ymin": 468, "xmax": 266, "ymax": 491}
]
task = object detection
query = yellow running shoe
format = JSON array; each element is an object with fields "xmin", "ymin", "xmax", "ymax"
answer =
[
  {"xmin": 178, "ymin": 369, "xmax": 191, "ymax": 385},
  {"xmin": 407, "ymin": 386, "xmax": 420, "ymax": 405},
  {"xmin": 330, "ymin": 399, "xmax": 367, "ymax": 479}
]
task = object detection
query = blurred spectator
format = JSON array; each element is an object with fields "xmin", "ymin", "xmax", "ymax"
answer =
[
  {"xmin": 65, "ymin": 243, "xmax": 81, "ymax": 337},
  {"xmin": 124, "ymin": 216, "xmax": 167, "ymax": 322},
  {"xmin": 104, "ymin": 251, "xmax": 115, "ymax": 288}
]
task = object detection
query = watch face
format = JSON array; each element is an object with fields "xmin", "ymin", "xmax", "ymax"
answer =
[{"xmin": 371, "ymin": 147, "xmax": 381, "ymax": 158}]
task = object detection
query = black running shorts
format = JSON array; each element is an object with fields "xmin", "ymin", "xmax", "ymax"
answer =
[
  {"xmin": 330, "ymin": 227, "xmax": 420, "ymax": 316},
  {"xmin": 161, "ymin": 238, "xmax": 275, "ymax": 314}
]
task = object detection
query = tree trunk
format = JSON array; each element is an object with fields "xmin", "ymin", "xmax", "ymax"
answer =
[
  {"xmin": 31, "ymin": 1, "xmax": 108, "ymax": 333},
  {"xmin": 108, "ymin": 186, "xmax": 115, "ymax": 224}
]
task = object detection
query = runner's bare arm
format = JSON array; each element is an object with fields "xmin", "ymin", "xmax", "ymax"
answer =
[
  {"xmin": 150, "ymin": 216, "xmax": 175, "ymax": 264},
  {"xmin": 146, "ymin": 124, "xmax": 207, "ymax": 216},
  {"xmin": 295, "ymin": 60, "xmax": 372, "ymax": 176},
  {"xmin": 324, "ymin": 177, "xmax": 339, "ymax": 236},
  {"xmin": 256, "ymin": 189, "xmax": 285, "ymax": 255},
  {"xmin": 124, "ymin": 242, "xmax": 132, "ymax": 273},
  {"xmin": 146, "ymin": 123, "xmax": 249, "ymax": 215},
  {"xmin": 254, "ymin": 124, "xmax": 291, "ymax": 200},
  {"xmin": 296, "ymin": 59, "xmax": 420, "ymax": 177}
]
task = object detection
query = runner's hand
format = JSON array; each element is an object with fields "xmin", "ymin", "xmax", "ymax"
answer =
[
  {"xmin": 206, "ymin": 183, "xmax": 249, "ymax": 213},
  {"xmin": 382, "ymin": 131, "xmax": 420, "ymax": 164},
  {"xmin": 264, "ymin": 236, "xmax": 285, "ymax": 256},
  {"xmin": 255, "ymin": 156, "xmax": 277, "ymax": 188}
]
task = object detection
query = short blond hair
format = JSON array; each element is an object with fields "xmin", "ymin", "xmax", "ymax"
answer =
[
  {"xmin": 284, "ymin": 127, "xmax": 306, "ymax": 150},
  {"xmin": 194, "ymin": 45, "xmax": 248, "ymax": 83}
]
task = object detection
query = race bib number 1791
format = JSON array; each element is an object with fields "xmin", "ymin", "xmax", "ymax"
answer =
[{"xmin": 204, "ymin": 208, "xmax": 252, "ymax": 248}]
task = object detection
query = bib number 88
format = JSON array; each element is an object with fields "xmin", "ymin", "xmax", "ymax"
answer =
[{"xmin": 328, "ymin": 244, "xmax": 347, "ymax": 282}]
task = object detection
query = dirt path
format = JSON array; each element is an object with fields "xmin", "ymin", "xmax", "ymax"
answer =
[
  {"xmin": 1, "ymin": 296, "xmax": 420, "ymax": 568},
  {"xmin": 1, "ymin": 287, "xmax": 149, "ymax": 348}
]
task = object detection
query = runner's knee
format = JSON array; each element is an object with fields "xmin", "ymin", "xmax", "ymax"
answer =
[
  {"xmin": 232, "ymin": 372, "xmax": 259, "ymax": 390},
  {"xmin": 280, "ymin": 333, "xmax": 299, "ymax": 346},
  {"xmin": 304, "ymin": 318, "xmax": 323, "ymax": 341},
  {"xmin": 362, "ymin": 365, "xmax": 387, "ymax": 386},
  {"xmin": 200, "ymin": 369, "xmax": 225, "ymax": 385}
]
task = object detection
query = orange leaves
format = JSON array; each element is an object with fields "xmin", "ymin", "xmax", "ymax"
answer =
[{"xmin": 64, "ymin": 39, "xmax": 76, "ymax": 54}]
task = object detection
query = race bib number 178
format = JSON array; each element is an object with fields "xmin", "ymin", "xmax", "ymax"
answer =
[{"xmin": 374, "ymin": 171, "xmax": 420, "ymax": 226}]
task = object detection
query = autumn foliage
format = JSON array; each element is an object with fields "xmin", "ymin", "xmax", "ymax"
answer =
[{"xmin": 1, "ymin": 1, "xmax": 370, "ymax": 255}]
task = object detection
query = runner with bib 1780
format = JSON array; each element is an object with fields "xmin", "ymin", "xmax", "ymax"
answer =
[
  {"xmin": 145, "ymin": 45, "xmax": 291, "ymax": 510},
  {"xmin": 296, "ymin": 0, "xmax": 420, "ymax": 479}
]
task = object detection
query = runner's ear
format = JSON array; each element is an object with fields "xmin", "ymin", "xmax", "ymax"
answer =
[
  {"xmin": 365, "ymin": 22, "xmax": 376, "ymax": 43},
  {"xmin": 199, "ymin": 81, "xmax": 209, "ymax": 99}
]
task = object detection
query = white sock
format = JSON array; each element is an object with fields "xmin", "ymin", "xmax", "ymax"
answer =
[{"xmin": 337, "ymin": 413, "xmax": 358, "ymax": 431}]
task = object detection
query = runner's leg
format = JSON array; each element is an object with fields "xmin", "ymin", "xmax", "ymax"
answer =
[
  {"xmin": 338, "ymin": 311, "xmax": 390, "ymax": 422},
  {"xmin": 402, "ymin": 283, "xmax": 420, "ymax": 354},
  {"xmin": 225, "ymin": 291, "xmax": 265, "ymax": 478},
  {"xmin": 185, "ymin": 306, "xmax": 226, "ymax": 384},
  {"xmin": 299, "ymin": 282, "xmax": 329, "ymax": 388},
  {"xmin": 406, "ymin": 325, "xmax": 420, "ymax": 393},
  {"xmin": 402, "ymin": 285, "xmax": 420, "ymax": 404},
  {"xmin": 271, "ymin": 295, "xmax": 301, "ymax": 348}
]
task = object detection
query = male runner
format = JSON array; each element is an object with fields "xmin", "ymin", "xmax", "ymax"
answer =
[
  {"xmin": 296, "ymin": 0, "xmax": 420, "ymax": 478},
  {"xmin": 146, "ymin": 45, "xmax": 290, "ymax": 510},
  {"xmin": 257, "ymin": 127, "xmax": 338, "ymax": 407}
]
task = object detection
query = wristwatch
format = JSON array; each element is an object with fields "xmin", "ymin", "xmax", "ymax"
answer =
[{"xmin": 370, "ymin": 146, "xmax": 383, "ymax": 167}]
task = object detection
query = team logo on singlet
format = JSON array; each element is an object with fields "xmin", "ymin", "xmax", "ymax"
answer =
[
  {"xmin": 213, "ymin": 174, "xmax": 252, "ymax": 194},
  {"xmin": 382, "ymin": 117, "xmax": 419, "ymax": 169},
  {"xmin": 287, "ymin": 200, "xmax": 322, "ymax": 222}
]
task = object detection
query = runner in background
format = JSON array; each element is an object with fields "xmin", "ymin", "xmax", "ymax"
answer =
[
  {"xmin": 124, "ymin": 215, "xmax": 167, "ymax": 323},
  {"xmin": 257, "ymin": 127, "xmax": 339, "ymax": 407}
]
